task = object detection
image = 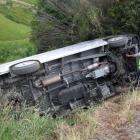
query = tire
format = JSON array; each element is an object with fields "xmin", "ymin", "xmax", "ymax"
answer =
[
  {"xmin": 10, "ymin": 60, "xmax": 41, "ymax": 75},
  {"xmin": 108, "ymin": 36, "xmax": 128, "ymax": 47}
]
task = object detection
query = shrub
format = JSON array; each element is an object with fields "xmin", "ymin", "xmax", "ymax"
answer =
[
  {"xmin": 104, "ymin": 0, "xmax": 140, "ymax": 35},
  {"xmin": 32, "ymin": 0, "xmax": 104, "ymax": 52}
]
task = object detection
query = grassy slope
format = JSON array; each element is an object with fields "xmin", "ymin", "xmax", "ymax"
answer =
[
  {"xmin": 0, "ymin": 5, "xmax": 34, "ymax": 26},
  {"xmin": 0, "ymin": 2, "xmax": 37, "ymax": 63},
  {"xmin": 0, "ymin": 13, "xmax": 31, "ymax": 41}
]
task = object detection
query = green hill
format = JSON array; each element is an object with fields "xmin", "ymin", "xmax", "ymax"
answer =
[
  {"xmin": 0, "ymin": 13, "xmax": 31, "ymax": 41},
  {"xmin": 0, "ymin": 1, "xmax": 37, "ymax": 63},
  {"xmin": 0, "ymin": 5, "xmax": 34, "ymax": 26}
]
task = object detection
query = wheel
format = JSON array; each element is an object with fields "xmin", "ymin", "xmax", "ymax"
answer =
[
  {"xmin": 108, "ymin": 36, "xmax": 128, "ymax": 47},
  {"xmin": 10, "ymin": 60, "xmax": 41, "ymax": 75}
]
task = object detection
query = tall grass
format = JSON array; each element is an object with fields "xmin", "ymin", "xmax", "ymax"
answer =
[
  {"xmin": 0, "ymin": 105, "xmax": 97, "ymax": 140},
  {"xmin": 0, "ymin": 91, "xmax": 140, "ymax": 140},
  {"xmin": 0, "ymin": 106, "xmax": 57, "ymax": 140}
]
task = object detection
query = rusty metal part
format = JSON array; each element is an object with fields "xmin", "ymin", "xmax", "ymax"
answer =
[
  {"xmin": 86, "ymin": 62, "xmax": 108, "ymax": 70},
  {"xmin": 41, "ymin": 75, "xmax": 62, "ymax": 87}
]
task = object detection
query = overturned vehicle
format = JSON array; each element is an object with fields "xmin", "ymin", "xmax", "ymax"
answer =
[{"xmin": 0, "ymin": 34, "xmax": 140, "ymax": 115}]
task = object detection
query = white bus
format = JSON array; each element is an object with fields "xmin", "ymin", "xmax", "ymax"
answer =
[{"xmin": 0, "ymin": 34, "xmax": 139, "ymax": 115}]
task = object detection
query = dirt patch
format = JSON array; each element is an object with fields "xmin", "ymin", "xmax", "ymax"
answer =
[
  {"xmin": 93, "ymin": 111, "xmax": 140, "ymax": 140},
  {"xmin": 92, "ymin": 94, "xmax": 140, "ymax": 140}
]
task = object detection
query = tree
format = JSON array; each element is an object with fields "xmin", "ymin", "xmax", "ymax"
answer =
[{"xmin": 32, "ymin": 0, "xmax": 104, "ymax": 52}]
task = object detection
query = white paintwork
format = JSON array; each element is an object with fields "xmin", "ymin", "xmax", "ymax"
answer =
[{"xmin": 0, "ymin": 39, "xmax": 108, "ymax": 75}]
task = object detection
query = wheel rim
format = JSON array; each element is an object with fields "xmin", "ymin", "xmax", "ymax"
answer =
[
  {"xmin": 109, "ymin": 36, "xmax": 124, "ymax": 42},
  {"xmin": 14, "ymin": 61, "xmax": 36, "ymax": 68}
]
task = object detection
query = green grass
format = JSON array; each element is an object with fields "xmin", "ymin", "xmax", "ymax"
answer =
[
  {"xmin": 0, "ymin": 13, "xmax": 36, "ymax": 62},
  {"xmin": 0, "ymin": 13, "xmax": 36, "ymax": 63},
  {"xmin": 0, "ymin": 5, "xmax": 34, "ymax": 26},
  {"xmin": 0, "ymin": 39, "xmax": 37, "ymax": 63},
  {"xmin": 23, "ymin": 0, "xmax": 38, "ymax": 5},
  {"xmin": 0, "ymin": 107, "xmax": 57, "ymax": 140},
  {"xmin": 0, "ymin": 90, "xmax": 139, "ymax": 140},
  {"xmin": 0, "ymin": 2, "xmax": 36, "ymax": 63},
  {"xmin": 0, "ymin": 106, "xmax": 97, "ymax": 140},
  {"xmin": 0, "ymin": 13, "xmax": 31, "ymax": 41}
]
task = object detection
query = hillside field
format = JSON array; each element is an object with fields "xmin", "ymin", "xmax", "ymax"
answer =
[
  {"xmin": 0, "ymin": 0, "xmax": 37, "ymax": 63},
  {"xmin": 0, "ymin": 13, "xmax": 31, "ymax": 41}
]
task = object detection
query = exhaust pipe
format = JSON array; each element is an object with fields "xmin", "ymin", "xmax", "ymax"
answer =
[{"xmin": 41, "ymin": 74, "xmax": 62, "ymax": 87}]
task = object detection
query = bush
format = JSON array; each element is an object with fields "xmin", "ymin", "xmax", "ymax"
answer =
[
  {"xmin": 104, "ymin": 0, "xmax": 140, "ymax": 35},
  {"xmin": 32, "ymin": 0, "xmax": 104, "ymax": 52},
  {"xmin": 32, "ymin": 0, "xmax": 140, "ymax": 52}
]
